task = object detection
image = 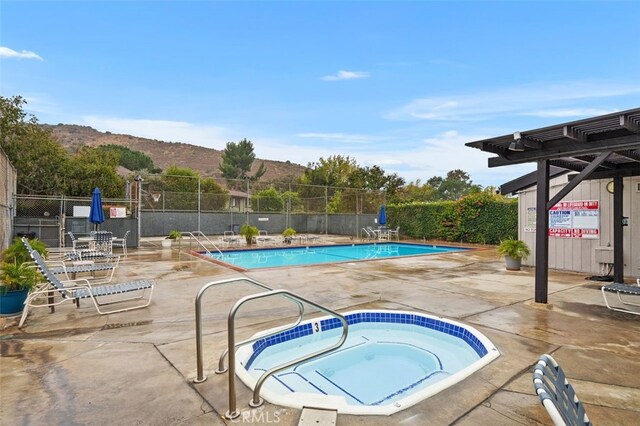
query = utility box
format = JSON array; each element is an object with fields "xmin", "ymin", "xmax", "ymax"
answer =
[{"xmin": 594, "ymin": 247, "xmax": 614, "ymax": 264}]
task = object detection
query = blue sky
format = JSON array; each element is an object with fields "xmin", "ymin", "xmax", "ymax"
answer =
[{"xmin": 2, "ymin": 1, "xmax": 639, "ymax": 187}]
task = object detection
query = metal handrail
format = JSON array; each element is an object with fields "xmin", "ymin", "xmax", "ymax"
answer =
[
  {"xmin": 182, "ymin": 231, "xmax": 223, "ymax": 256},
  {"xmin": 225, "ymin": 289, "xmax": 348, "ymax": 419},
  {"xmin": 194, "ymin": 277, "xmax": 273, "ymax": 383},
  {"xmin": 215, "ymin": 307, "xmax": 305, "ymax": 374},
  {"xmin": 194, "ymin": 276, "xmax": 304, "ymax": 376}
]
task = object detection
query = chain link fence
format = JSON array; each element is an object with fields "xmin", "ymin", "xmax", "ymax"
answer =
[
  {"xmin": 139, "ymin": 175, "xmax": 385, "ymax": 215},
  {"xmin": 13, "ymin": 194, "xmax": 139, "ymax": 248},
  {"xmin": 10, "ymin": 175, "xmax": 386, "ymax": 243}
]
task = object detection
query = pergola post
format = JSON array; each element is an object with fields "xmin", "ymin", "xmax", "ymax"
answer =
[
  {"xmin": 613, "ymin": 175, "xmax": 624, "ymax": 283},
  {"xmin": 535, "ymin": 160, "xmax": 550, "ymax": 303}
]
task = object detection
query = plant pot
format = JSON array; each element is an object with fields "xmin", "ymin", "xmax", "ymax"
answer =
[
  {"xmin": 0, "ymin": 288, "xmax": 29, "ymax": 316},
  {"xmin": 505, "ymin": 256, "xmax": 522, "ymax": 271},
  {"xmin": 161, "ymin": 239, "xmax": 172, "ymax": 249}
]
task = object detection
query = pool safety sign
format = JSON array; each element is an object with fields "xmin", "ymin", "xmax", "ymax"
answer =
[{"xmin": 549, "ymin": 200, "xmax": 599, "ymax": 239}]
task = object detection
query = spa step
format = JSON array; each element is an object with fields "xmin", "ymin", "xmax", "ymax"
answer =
[{"xmin": 298, "ymin": 407, "xmax": 337, "ymax": 426}]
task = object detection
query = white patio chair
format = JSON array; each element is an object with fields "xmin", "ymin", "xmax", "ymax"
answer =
[{"xmin": 112, "ymin": 230, "xmax": 130, "ymax": 255}]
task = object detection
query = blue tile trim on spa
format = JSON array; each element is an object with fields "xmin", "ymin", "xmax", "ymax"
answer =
[{"xmin": 246, "ymin": 312, "xmax": 489, "ymax": 369}]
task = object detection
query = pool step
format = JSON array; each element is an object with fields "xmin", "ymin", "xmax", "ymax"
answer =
[{"xmin": 298, "ymin": 407, "xmax": 337, "ymax": 426}]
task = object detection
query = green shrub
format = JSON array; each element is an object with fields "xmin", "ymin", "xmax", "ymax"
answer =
[{"xmin": 388, "ymin": 192, "xmax": 517, "ymax": 244}]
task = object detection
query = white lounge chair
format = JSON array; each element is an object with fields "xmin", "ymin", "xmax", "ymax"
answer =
[
  {"xmin": 533, "ymin": 354, "xmax": 591, "ymax": 426},
  {"xmin": 601, "ymin": 279, "xmax": 640, "ymax": 316},
  {"xmin": 20, "ymin": 238, "xmax": 154, "ymax": 328}
]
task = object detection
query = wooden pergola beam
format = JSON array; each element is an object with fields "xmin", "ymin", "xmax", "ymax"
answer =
[
  {"xmin": 488, "ymin": 135, "xmax": 640, "ymax": 167},
  {"xmin": 563, "ymin": 126, "xmax": 587, "ymax": 142},
  {"xmin": 572, "ymin": 155, "xmax": 617, "ymax": 169},
  {"xmin": 620, "ymin": 115, "xmax": 640, "ymax": 133},
  {"xmin": 615, "ymin": 149, "xmax": 640, "ymax": 162}
]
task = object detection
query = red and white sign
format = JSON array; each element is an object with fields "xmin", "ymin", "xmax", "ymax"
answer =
[{"xmin": 548, "ymin": 200, "xmax": 599, "ymax": 239}]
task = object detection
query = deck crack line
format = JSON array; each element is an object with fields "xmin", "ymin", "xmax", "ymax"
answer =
[
  {"xmin": 152, "ymin": 343, "xmax": 217, "ymax": 418},
  {"xmin": 450, "ymin": 356, "xmax": 551, "ymax": 425}
]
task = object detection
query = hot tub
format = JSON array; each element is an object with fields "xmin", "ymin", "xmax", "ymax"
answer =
[{"xmin": 236, "ymin": 309, "xmax": 499, "ymax": 415}]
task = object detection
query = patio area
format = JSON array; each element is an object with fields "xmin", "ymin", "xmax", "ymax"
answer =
[{"xmin": 2, "ymin": 237, "xmax": 639, "ymax": 425}]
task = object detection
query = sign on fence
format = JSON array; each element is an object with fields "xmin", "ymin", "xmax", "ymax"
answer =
[{"xmin": 110, "ymin": 207, "xmax": 127, "ymax": 218}]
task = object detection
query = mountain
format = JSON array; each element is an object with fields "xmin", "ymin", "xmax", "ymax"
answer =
[{"xmin": 42, "ymin": 124, "xmax": 307, "ymax": 181}]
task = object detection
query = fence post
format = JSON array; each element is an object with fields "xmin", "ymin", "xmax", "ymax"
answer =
[
  {"xmin": 135, "ymin": 175, "xmax": 143, "ymax": 247},
  {"xmin": 60, "ymin": 194, "xmax": 65, "ymax": 248},
  {"xmin": 246, "ymin": 179, "xmax": 250, "ymax": 225},
  {"xmin": 355, "ymin": 189, "xmax": 359, "ymax": 239},
  {"xmin": 198, "ymin": 177, "xmax": 201, "ymax": 232},
  {"xmin": 325, "ymin": 186, "xmax": 328, "ymax": 235}
]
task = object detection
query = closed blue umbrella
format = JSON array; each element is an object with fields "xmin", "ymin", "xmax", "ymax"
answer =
[
  {"xmin": 378, "ymin": 205, "xmax": 387, "ymax": 226},
  {"xmin": 89, "ymin": 187, "xmax": 105, "ymax": 230}
]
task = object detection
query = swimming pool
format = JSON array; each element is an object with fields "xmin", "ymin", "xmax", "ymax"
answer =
[
  {"xmin": 236, "ymin": 310, "xmax": 499, "ymax": 415},
  {"xmin": 202, "ymin": 243, "xmax": 468, "ymax": 270}
]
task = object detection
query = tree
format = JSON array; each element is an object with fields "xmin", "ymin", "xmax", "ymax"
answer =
[
  {"xmin": 251, "ymin": 187, "xmax": 283, "ymax": 212},
  {"xmin": 158, "ymin": 166, "xmax": 228, "ymax": 211},
  {"xmin": 399, "ymin": 179, "xmax": 435, "ymax": 203},
  {"xmin": 161, "ymin": 165, "xmax": 199, "ymax": 192},
  {"xmin": 65, "ymin": 147, "xmax": 124, "ymax": 197},
  {"xmin": 219, "ymin": 138, "xmax": 266, "ymax": 186},
  {"xmin": 0, "ymin": 95, "xmax": 70, "ymax": 195},
  {"xmin": 428, "ymin": 169, "xmax": 481, "ymax": 201},
  {"xmin": 97, "ymin": 144, "xmax": 155, "ymax": 171},
  {"xmin": 300, "ymin": 155, "xmax": 357, "ymax": 188}
]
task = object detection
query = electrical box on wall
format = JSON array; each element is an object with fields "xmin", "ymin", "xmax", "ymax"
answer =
[{"xmin": 594, "ymin": 247, "xmax": 614, "ymax": 264}]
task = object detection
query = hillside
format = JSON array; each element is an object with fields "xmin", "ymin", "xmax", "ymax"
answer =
[{"xmin": 42, "ymin": 124, "xmax": 307, "ymax": 182}]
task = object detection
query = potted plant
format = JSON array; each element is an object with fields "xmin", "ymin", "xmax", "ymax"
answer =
[
  {"xmin": 1, "ymin": 238, "xmax": 47, "ymax": 316},
  {"xmin": 161, "ymin": 230, "xmax": 182, "ymax": 248},
  {"xmin": 240, "ymin": 224, "xmax": 259, "ymax": 245},
  {"xmin": 282, "ymin": 228, "xmax": 296, "ymax": 244},
  {"xmin": 497, "ymin": 238, "xmax": 530, "ymax": 271}
]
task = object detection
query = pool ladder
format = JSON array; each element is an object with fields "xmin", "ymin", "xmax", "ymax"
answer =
[
  {"xmin": 194, "ymin": 277, "xmax": 348, "ymax": 420},
  {"xmin": 181, "ymin": 230, "xmax": 223, "ymax": 256}
]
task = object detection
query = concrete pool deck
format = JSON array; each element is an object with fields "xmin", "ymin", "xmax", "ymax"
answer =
[{"xmin": 1, "ymin": 237, "xmax": 639, "ymax": 425}]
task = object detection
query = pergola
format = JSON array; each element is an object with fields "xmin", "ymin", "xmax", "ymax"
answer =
[{"xmin": 466, "ymin": 108, "xmax": 640, "ymax": 303}]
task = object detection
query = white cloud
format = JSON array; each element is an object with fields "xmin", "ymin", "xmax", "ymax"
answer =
[
  {"xmin": 81, "ymin": 116, "xmax": 231, "ymax": 149},
  {"xmin": 0, "ymin": 46, "xmax": 43, "ymax": 60},
  {"xmin": 386, "ymin": 81, "xmax": 640, "ymax": 122},
  {"xmin": 297, "ymin": 132, "xmax": 374, "ymax": 143},
  {"xmin": 519, "ymin": 108, "xmax": 616, "ymax": 118},
  {"xmin": 321, "ymin": 70, "xmax": 370, "ymax": 81},
  {"xmin": 266, "ymin": 129, "xmax": 534, "ymax": 187}
]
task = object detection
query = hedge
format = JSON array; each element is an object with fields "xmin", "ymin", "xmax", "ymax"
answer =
[{"xmin": 387, "ymin": 192, "xmax": 518, "ymax": 245}]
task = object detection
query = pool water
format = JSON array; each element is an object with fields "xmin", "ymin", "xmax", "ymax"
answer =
[
  {"xmin": 236, "ymin": 310, "xmax": 499, "ymax": 415},
  {"xmin": 204, "ymin": 243, "xmax": 468, "ymax": 270}
]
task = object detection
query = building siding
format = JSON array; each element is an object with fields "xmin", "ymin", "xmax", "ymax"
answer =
[{"xmin": 519, "ymin": 176, "xmax": 640, "ymax": 279}]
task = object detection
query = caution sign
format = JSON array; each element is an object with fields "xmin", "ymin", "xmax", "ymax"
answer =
[{"xmin": 549, "ymin": 200, "xmax": 599, "ymax": 239}]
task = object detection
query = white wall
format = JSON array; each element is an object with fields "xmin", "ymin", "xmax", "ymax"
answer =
[{"xmin": 519, "ymin": 176, "xmax": 640, "ymax": 279}]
